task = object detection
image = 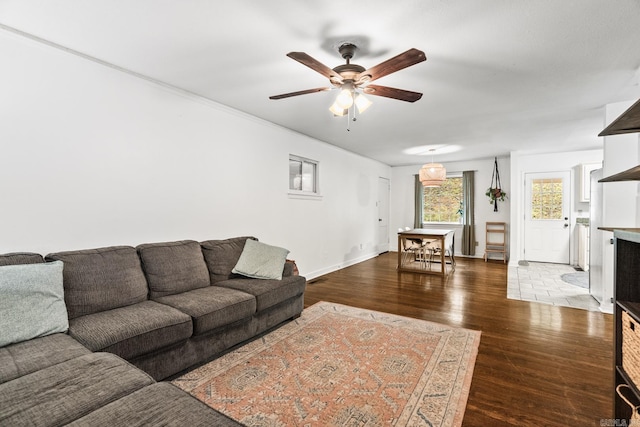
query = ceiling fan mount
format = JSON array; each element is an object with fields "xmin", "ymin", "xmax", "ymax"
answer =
[
  {"xmin": 337, "ymin": 43, "xmax": 358, "ymax": 62},
  {"xmin": 269, "ymin": 43, "xmax": 426, "ymax": 104},
  {"xmin": 331, "ymin": 43, "xmax": 367, "ymax": 85}
]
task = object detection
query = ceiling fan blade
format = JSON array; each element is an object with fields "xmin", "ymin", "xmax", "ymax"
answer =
[
  {"xmin": 269, "ymin": 87, "xmax": 331, "ymax": 100},
  {"xmin": 357, "ymin": 48, "xmax": 426, "ymax": 83},
  {"xmin": 287, "ymin": 52, "xmax": 343, "ymax": 83},
  {"xmin": 362, "ymin": 84, "xmax": 423, "ymax": 102}
]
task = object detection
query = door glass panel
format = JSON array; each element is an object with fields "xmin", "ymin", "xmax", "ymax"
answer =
[{"xmin": 531, "ymin": 178, "xmax": 563, "ymax": 220}]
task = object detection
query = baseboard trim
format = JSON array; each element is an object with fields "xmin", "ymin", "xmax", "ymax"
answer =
[{"xmin": 304, "ymin": 252, "xmax": 380, "ymax": 281}]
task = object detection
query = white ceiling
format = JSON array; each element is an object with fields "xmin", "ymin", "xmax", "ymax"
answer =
[{"xmin": 2, "ymin": 0, "xmax": 640, "ymax": 165}]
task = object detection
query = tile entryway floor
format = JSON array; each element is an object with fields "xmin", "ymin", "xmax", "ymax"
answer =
[{"xmin": 507, "ymin": 262, "xmax": 600, "ymax": 311}]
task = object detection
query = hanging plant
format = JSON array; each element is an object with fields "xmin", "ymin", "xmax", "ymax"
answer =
[
  {"xmin": 486, "ymin": 187, "xmax": 507, "ymax": 202},
  {"xmin": 487, "ymin": 157, "xmax": 507, "ymax": 211}
]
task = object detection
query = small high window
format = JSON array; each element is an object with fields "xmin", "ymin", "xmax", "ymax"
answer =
[{"xmin": 289, "ymin": 155, "xmax": 320, "ymax": 197}]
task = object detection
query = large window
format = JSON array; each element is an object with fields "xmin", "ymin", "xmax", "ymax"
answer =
[
  {"xmin": 289, "ymin": 155, "xmax": 319, "ymax": 197},
  {"xmin": 423, "ymin": 176, "xmax": 463, "ymax": 223}
]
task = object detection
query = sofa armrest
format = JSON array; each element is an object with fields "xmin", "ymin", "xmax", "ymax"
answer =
[{"xmin": 283, "ymin": 260, "xmax": 298, "ymax": 277}]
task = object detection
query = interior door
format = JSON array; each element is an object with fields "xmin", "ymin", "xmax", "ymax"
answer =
[
  {"xmin": 524, "ymin": 171, "xmax": 571, "ymax": 263},
  {"xmin": 377, "ymin": 177, "xmax": 390, "ymax": 254}
]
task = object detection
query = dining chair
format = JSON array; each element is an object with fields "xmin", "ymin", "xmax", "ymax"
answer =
[
  {"xmin": 399, "ymin": 228, "xmax": 428, "ymax": 269},
  {"xmin": 426, "ymin": 232, "xmax": 455, "ymax": 272}
]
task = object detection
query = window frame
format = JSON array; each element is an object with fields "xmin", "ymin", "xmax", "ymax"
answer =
[
  {"xmin": 288, "ymin": 154, "xmax": 322, "ymax": 200},
  {"xmin": 422, "ymin": 173, "xmax": 463, "ymax": 226}
]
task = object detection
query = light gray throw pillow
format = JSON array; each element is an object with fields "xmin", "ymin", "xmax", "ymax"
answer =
[
  {"xmin": 0, "ymin": 261, "xmax": 68, "ymax": 347},
  {"xmin": 232, "ymin": 239, "xmax": 290, "ymax": 280}
]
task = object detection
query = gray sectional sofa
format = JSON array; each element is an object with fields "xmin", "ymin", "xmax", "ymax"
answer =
[{"xmin": 0, "ymin": 236, "xmax": 306, "ymax": 426}]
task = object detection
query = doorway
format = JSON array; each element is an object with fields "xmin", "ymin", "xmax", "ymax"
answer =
[
  {"xmin": 524, "ymin": 171, "xmax": 571, "ymax": 264},
  {"xmin": 377, "ymin": 177, "xmax": 390, "ymax": 254}
]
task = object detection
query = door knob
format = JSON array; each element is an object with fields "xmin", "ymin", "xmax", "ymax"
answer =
[{"xmin": 564, "ymin": 223, "xmax": 569, "ymax": 228}]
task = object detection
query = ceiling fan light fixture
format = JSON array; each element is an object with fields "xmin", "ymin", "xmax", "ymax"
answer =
[
  {"xmin": 355, "ymin": 93, "xmax": 372, "ymax": 114},
  {"xmin": 335, "ymin": 85, "xmax": 354, "ymax": 109},
  {"xmin": 329, "ymin": 102, "xmax": 348, "ymax": 116}
]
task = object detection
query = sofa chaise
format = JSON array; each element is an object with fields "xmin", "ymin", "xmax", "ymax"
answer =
[{"xmin": 0, "ymin": 236, "xmax": 306, "ymax": 426}]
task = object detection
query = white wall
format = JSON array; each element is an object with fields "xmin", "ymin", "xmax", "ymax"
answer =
[
  {"xmin": 603, "ymin": 101, "xmax": 640, "ymax": 227},
  {"xmin": 0, "ymin": 30, "xmax": 390, "ymax": 279},
  {"xmin": 390, "ymin": 158, "xmax": 511, "ymax": 258},
  {"xmin": 598, "ymin": 100, "xmax": 640, "ymax": 313},
  {"xmin": 509, "ymin": 149, "xmax": 603, "ymax": 267}
]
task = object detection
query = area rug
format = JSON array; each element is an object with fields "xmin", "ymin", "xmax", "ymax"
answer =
[
  {"xmin": 172, "ymin": 301, "xmax": 481, "ymax": 427},
  {"xmin": 561, "ymin": 271, "xmax": 589, "ymax": 289}
]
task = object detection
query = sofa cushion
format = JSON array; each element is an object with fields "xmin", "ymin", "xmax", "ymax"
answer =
[
  {"xmin": 46, "ymin": 246, "xmax": 149, "ymax": 319},
  {"xmin": 0, "ymin": 261, "xmax": 69, "ymax": 347},
  {"xmin": 155, "ymin": 286, "xmax": 256, "ymax": 335},
  {"xmin": 0, "ymin": 333, "xmax": 91, "ymax": 384},
  {"xmin": 0, "ymin": 252, "xmax": 44, "ymax": 266},
  {"xmin": 66, "ymin": 382, "xmax": 243, "ymax": 427},
  {"xmin": 68, "ymin": 300, "xmax": 192, "ymax": 360},
  {"xmin": 217, "ymin": 275, "xmax": 306, "ymax": 312},
  {"xmin": 137, "ymin": 240, "xmax": 210, "ymax": 298},
  {"xmin": 200, "ymin": 236, "xmax": 257, "ymax": 283},
  {"xmin": 232, "ymin": 239, "xmax": 290, "ymax": 280},
  {"xmin": 0, "ymin": 352, "xmax": 154, "ymax": 427}
]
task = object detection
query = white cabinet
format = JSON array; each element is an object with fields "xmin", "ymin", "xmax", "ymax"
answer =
[
  {"xmin": 578, "ymin": 224, "xmax": 589, "ymax": 271},
  {"xmin": 580, "ymin": 163, "xmax": 600, "ymax": 202}
]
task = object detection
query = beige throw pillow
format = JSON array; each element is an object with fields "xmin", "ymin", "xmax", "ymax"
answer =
[
  {"xmin": 232, "ymin": 239, "xmax": 289, "ymax": 280},
  {"xmin": 0, "ymin": 261, "xmax": 68, "ymax": 347}
]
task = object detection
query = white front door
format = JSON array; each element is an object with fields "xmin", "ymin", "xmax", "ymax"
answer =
[
  {"xmin": 524, "ymin": 171, "xmax": 571, "ymax": 263},
  {"xmin": 377, "ymin": 177, "xmax": 390, "ymax": 253}
]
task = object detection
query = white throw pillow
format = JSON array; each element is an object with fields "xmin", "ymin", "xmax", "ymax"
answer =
[
  {"xmin": 232, "ymin": 239, "xmax": 290, "ymax": 280},
  {"xmin": 0, "ymin": 261, "xmax": 68, "ymax": 347}
]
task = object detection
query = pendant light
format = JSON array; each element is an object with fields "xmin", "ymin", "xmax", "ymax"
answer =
[{"xmin": 419, "ymin": 149, "xmax": 446, "ymax": 187}]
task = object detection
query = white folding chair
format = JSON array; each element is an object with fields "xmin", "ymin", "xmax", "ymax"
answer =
[
  {"xmin": 427, "ymin": 232, "xmax": 455, "ymax": 272},
  {"xmin": 399, "ymin": 228, "xmax": 428, "ymax": 269}
]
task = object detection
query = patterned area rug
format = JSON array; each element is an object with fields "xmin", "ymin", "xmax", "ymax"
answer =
[
  {"xmin": 172, "ymin": 302, "xmax": 481, "ymax": 426},
  {"xmin": 560, "ymin": 271, "xmax": 589, "ymax": 289}
]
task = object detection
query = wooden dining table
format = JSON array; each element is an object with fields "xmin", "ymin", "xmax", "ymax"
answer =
[{"xmin": 397, "ymin": 228, "xmax": 454, "ymax": 276}]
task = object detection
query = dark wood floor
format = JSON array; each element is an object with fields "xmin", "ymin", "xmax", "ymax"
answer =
[{"xmin": 303, "ymin": 253, "xmax": 613, "ymax": 426}]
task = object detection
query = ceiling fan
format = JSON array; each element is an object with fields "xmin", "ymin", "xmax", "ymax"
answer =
[{"xmin": 269, "ymin": 43, "xmax": 426, "ymax": 117}]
